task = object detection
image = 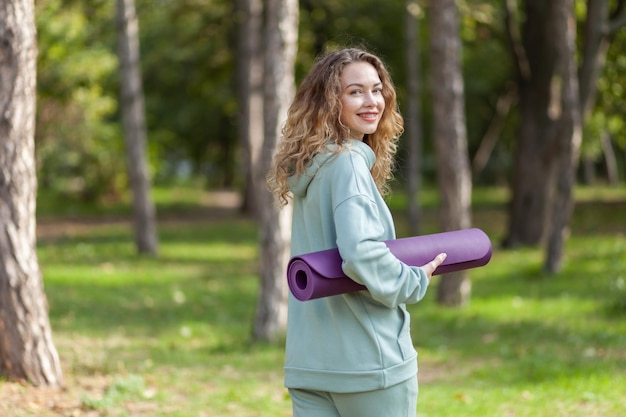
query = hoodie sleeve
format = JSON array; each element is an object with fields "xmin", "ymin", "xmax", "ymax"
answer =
[
  {"xmin": 334, "ymin": 195, "xmax": 429, "ymax": 308},
  {"xmin": 327, "ymin": 146, "xmax": 429, "ymax": 309}
]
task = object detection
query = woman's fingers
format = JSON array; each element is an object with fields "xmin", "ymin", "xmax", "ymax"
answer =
[{"xmin": 422, "ymin": 252, "xmax": 447, "ymax": 278}]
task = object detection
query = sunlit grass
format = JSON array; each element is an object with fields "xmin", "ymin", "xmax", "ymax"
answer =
[
  {"xmin": 405, "ymin": 211, "xmax": 626, "ymax": 417},
  {"xmin": 9, "ymin": 185, "xmax": 623, "ymax": 416}
]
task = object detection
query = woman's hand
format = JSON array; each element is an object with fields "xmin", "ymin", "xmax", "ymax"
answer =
[{"xmin": 421, "ymin": 253, "xmax": 447, "ymax": 281}]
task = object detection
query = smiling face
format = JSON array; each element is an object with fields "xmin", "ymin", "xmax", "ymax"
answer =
[{"xmin": 339, "ymin": 61, "xmax": 386, "ymax": 140}]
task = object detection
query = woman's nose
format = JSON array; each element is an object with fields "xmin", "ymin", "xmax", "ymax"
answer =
[{"xmin": 363, "ymin": 91, "xmax": 376, "ymax": 106}]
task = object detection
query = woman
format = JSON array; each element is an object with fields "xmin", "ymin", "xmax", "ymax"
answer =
[{"xmin": 267, "ymin": 48, "xmax": 446, "ymax": 417}]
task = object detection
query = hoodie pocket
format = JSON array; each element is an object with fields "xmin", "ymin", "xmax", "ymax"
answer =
[
  {"xmin": 398, "ymin": 332, "xmax": 416, "ymax": 360},
  {"xmin": 397, "ymin": 307, "xmax": 416, "ymax": 360}
]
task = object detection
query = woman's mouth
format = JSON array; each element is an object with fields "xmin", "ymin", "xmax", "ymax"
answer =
[{"xmin": 358, "ymin": 112, "xmax": 378, "ymax": 121}]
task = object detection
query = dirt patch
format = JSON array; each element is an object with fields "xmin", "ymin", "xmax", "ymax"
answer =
[
  {"xmin": 0, "ymin": 375, "xmax": 109, "ymax": 417},
  {"xmin": 36, "ymin": 190, "xmax": 246, "ymax": 241},
  {"xmin": 0, "ymin": 372, "xmax": 163, "ymax": 417}
]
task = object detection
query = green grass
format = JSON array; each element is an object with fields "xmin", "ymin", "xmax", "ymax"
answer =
[
  {"xmin": 5, "ymin": 185, "xmax": 625, "ymax": 416},
  {"xmin": 411, "ymin": 239, "xmax": 626, "ymax": 417}
]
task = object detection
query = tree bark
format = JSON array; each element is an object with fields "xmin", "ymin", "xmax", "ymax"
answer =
[
  {"xmin": 544, "ymin": 0, "xmax": 582, "ymax": 273},
  {"xmin": 116, "ymin": 0, "xmax": 158, "ymax": 255},
  {"xmin": 578, "ymin": 0, "xmax": 611, "ymax": 187},
  {"xmin": 0, "ymin": 0, "xmax": 63, "ymax": 387},
  {"xmin": 504, "ymin": 0, "xmax": 560, "ymax": 248},
  {"xmin": 428, "ymin": 0, "xmax": 473, "ymax": 306},
  {"xmin": 236, "ymin": 0, "xmax": 264, "ymax": 216},
  {"xmin": 405, "ymin": 0, "xmax": 424, "ymax": 236},
  {"xmin": 504, "ymin": 0, "xmax": 625, "ymax": 248},
  {"xmin": 579, "ymin": 0, "xmax": 610, "ymax": 121},
  {"xmin": 600, "ymin": 131, "xmax": 618, "ymax": 185},
  {"xmin": 252, "ymin": 0, "xmax": 298, "ymax": 341},
  {"xmin": 577, "ymin": 0, "xmax": 625, "ymax": 188}
]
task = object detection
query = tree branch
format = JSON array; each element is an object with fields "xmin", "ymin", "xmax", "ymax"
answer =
[{"xmin": 503, "ymin": 0, "xmax": 531, "ymax": 80}]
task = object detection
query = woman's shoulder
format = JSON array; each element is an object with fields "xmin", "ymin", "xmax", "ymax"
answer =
[
  {"xmin": 320, "ymin": 141, "xmax": 378, "ymax": 200},
  {"xmin": 324, "ymin": 140, "xmax": 375, "ymax": 171}
]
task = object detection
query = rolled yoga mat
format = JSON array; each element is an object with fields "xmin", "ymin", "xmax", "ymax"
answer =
[{"xmin": 287, "ymin": 228, "xmax": 492, "ymax": 301}]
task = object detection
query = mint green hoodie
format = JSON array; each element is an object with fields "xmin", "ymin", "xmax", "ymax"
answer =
[{"xmin": 284, "ymin": 139, "xmax": 430, "ymax": 393}]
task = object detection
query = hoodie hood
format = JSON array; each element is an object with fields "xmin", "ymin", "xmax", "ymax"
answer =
[{"xmin": 288, "ymin": 139, "xmax": 376, "ymax": 198}]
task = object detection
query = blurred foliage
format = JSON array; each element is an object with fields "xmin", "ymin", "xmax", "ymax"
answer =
[
  {"xmin": 137, "ymin": 0, "xmax": 238, "ymax": 187},
  {"xmin": 36, "ymin": 0, "xmax": 124, "ymax": 202},
  {"xmin": 594, "ymin": 26, "xmax": 626, "ymax": 149},
  {"xmin": 33, "ymin": 0, "xmax": 625, "ymax": 204}
]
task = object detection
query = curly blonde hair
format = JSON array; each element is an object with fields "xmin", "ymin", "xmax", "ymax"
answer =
[{"xmin": 267, "ymin": 48, "xmax": 404, "ymax": 207}]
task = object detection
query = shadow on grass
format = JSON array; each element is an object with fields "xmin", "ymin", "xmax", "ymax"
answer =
[{"xmin": 413, "ymin": 307, "xmax": 625, "ymax": 384}]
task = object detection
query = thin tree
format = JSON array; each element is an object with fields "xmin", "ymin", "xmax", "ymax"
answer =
[
  {"xmin": 0, "ymin": 0, "xmax": 63, "ymax": 387},
  {"xmin": 236, "ymin": 0, "xmax": 264, "ymax": 216},
  {"xmin": 579, "ymin": 0, "xmax": 626, "ymax": 123},
  {"xmin": 428, "ymin": 0, "xmax": 473, "ymax": 306},
  {"xmin": 116, "ymin": 0, "xmax": 158, "ymax": 255},
  {"xmin": 578, "ymin": 0, "xmax": 626, "ymax": 185},
  {"xmin": 252, "ymin": 0, "xmax": 298, "ymax": 341},
  {"xmin": 545, "ymin": 0, "xmax": 582, "ymax": 273},
  {"xmin": 405, "ymin": 0, "xmax": 424, "ymax": 236}
]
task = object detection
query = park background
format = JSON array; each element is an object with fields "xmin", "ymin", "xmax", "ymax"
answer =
[{"xmin": 1, "ymin": 0, "xmax": 625, "ymax": 416}]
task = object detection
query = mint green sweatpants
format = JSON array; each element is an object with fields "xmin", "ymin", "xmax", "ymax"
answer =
[{"xmin": 289, "ymin": 376, "xmax": 418, "ymax": 417}]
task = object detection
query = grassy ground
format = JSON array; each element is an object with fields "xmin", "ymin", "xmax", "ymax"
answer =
[{"xmin": 1, "ymin": 185, "xmax": 625, "ymax": 416}]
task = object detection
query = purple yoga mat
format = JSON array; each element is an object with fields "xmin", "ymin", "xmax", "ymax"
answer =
[{"xmin": 287, "ymin": 228, "xmax": 492, "ymax": 301}]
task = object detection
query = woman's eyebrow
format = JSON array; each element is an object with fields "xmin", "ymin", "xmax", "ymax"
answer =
[{"xmin": 345, "ymin": 82, "xmax": 383, "ymax": 89}]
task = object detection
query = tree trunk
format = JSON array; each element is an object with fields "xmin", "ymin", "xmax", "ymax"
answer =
[
  {"xmin": 252, "ymin": 0, "xmax": 298, "ymax": 341},
  {"xmin": 0, "ymin": 0, "xmax": 63, "ymax": 387},
  {"xmin": 236, "ymin": 0, "xmax": 264, "ymax": 216},
  {"xmin": 577, "ymin": 0, "xmax": 625, "ymax": 188},
  {"xmin": 504, "ymin": 0, "xmax": 560, "ymax": 248},
  {"xmin": 545, "ymin": 0, "xmax": 582, "ymax": 273},
  {"xmin": 579, "ymin": 0, "xmax": 611, "ymax": 121},
  {"xmin": 577, "ymin": 0, "xmax": 611, "ymax": 187},
  {"xmin": 116, "ymin": 0, "xmax": 158, "ymax": 255},
  {"xmin": 600, "ymin": 131, "xmax": 619, "ymax": 185},
  {"xmin": 428, "ymin": 0, "xmax": 473, "ymax": 306},
  {"xmin": 405, "ymin": 0, "xmax": 424, "ymax": 236},
  {"xmin": 504, "ymin": 0, "xmax": 625, "ymax": 248}
]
